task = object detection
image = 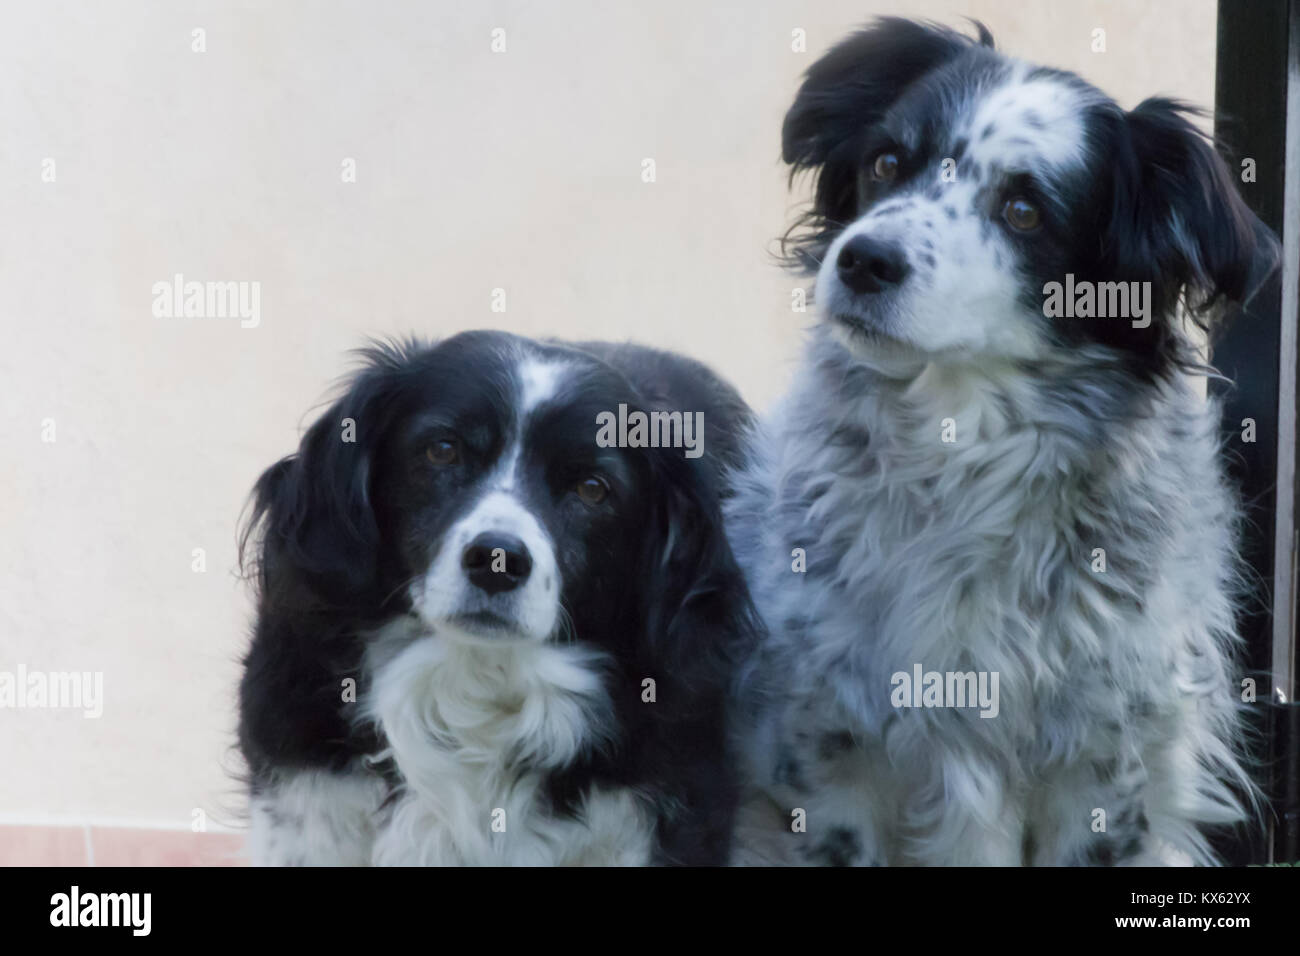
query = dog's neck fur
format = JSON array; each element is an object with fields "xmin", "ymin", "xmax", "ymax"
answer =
[
  {"xmin": 364, "ymin": 619, "xmax": 613, "ymax": 775},
  {"xmin": 728, "ymin": 319, "xmax": 1245, "ymax": 864},
  {"xmin": 358, "ymin": 620, "xmax": 653, "ymax": 865},
  {"xmin": 800, "ymin": 325, "xmax": 1173, "ymax": 460},
  {"xmin": 737, "ymin": 321, "xmax": 1225, "ymax": 733}
]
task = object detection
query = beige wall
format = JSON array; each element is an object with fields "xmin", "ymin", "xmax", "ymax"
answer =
[{"xmin": 0, "ymin": 0, "xmax": 1215, "ymax": 831}]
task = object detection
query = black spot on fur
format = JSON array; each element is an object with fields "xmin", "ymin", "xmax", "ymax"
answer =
[
  {"xmin": 818, "ymin": 730, "xmax": 855, "ymax": 758},
  {"xmin": 806, "ymin": 826, "xmax": 863, "ymax": 866},
  {"xmin": 774, "ymin": 753, "xmax": 806, "ymax": 789},
  {"xmin": 980, "ymin": 122, "xmax": 995, "ymax": 141},
  {"xmin": 828, "ymin": 425, "xmax": 871, "ymax": 447},
  {"xmin": 1083, "ymin": 832, "xmax": 1145, "ymax": 867},
  {"xmin": 1086, "ymin": 841, "xmax": 1115, "ymax": 866},
  {"xmin": 1021, "ymin": 826, "xmax": 1038, "ymax": 865}
]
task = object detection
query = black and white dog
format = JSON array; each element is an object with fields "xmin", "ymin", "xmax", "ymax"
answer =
[
  {"xmin": 238, "ymin": 330, "xmax": 756, "ymax": 865},
  {"xmin": 727, "ymin": 19, "xmax": 1276, "ymax": 865}
]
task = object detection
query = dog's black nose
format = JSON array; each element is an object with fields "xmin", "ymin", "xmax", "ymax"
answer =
[
  {"xmin": 462, "ymin": 533, "xmax": 532, "ymax": 594},
  {"xmin": 836, "ymin": 236, "xmax": 911, "ymax": 294}
]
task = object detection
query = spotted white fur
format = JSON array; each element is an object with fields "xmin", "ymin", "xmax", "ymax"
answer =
[
  {"xmin": 963, "ymin": 66, "xmax": 1097, "ymax": 171},
  {"xmin": 818, "ymin": 70, "xmax": 1099, "ymax": 361},
  {"xmin": 730, "ymin": 329, "xmax": 1251, "ymax": 865},
  {"xmin": 730, "ymin": 56, "xmax": 1254, "ymax": 866}
]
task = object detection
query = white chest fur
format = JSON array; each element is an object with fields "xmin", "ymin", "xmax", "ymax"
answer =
[{"xmin": 365, "ymin": 628, "xmax": 655, "ymax": 866}]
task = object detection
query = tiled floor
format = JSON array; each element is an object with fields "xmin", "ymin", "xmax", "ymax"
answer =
[{"xmin": 0, "ymin": 825, "xmax": 247, "ymax": 866}]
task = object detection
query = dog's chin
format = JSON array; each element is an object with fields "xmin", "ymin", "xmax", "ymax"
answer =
[
  {"xmin": 431, "ymin": 610, "xmax": 544, "ymax": 646},
  {"xmin": 827, "ymin": 311, "xmax": 930, "ymax": 368},
  {"xmin": 830, "ymin": 311, "xmax": 906, "ymax": 346}
]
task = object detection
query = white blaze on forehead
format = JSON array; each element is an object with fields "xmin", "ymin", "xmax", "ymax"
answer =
[
  {"xmin": 495, "ymin": 355, "xmax": 573, "ymax": 491},
  {"xmin": 517, "ymin": 357, "xmax": 570, "ymax": 415},
  {"xmin": 965, "ymin": 67, "xmax": 1091, "ymax": 171},
  {"xmin": 455, "ymin": 490, "xmax": 553, "ymax": 554},
  {"xmin": 405, "ymin": 351, "xmax": 575, "ymax": 643}
]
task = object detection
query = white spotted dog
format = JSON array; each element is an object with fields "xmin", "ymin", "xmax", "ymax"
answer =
[
  {"xmin": 726, "ymin": 19, "xmax": 1278, "ymax": 866},
  {"xmin": 239, "ymin": 331, "xmax": 757, "ymax": 865}
]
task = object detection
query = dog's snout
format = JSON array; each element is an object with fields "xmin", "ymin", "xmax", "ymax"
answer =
[
  {"xmin": 836, "ymin": 236, "xmax": 911, "ymax": 294},
  {"xmin": 462, "ymin": 533, "xmax": 533, "ymax": 594}
]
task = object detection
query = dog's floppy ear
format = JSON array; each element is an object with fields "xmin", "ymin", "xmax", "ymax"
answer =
[
  {"xmin": 638, "ymin": 450, "xmax": 758, "ymax": 705},
  {"xmin": 1116, "ymin": 98, "xmax": 1279, "ymax": 321},
  {"xmin": 241, "ymin": 362, "xmax": 401, "ymax": 612},
  {"xmin": 781, "ymin": 17, "xmax": 989, "ymax": 268},
  {"xmin": 627, "ymin": 449, "xmax": 759, "ymax": 865}
]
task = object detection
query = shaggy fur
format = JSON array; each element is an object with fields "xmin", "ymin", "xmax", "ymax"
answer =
[
  {"xmin": 238, "ymin": 331, "xmax": 757, "ymax": 865},
  {"xmin": 727, "ymin": 19, "xmax": 1277, "ymax": 866}
]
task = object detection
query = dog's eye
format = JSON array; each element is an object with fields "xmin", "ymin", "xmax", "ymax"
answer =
[
  {"xmin": 870, "ymin": 152, "xmax": 900, "ymax": 182},
  {"xmin": 575, "ymin": 476, "xmax": 609, "ymax": 506},
  {"xmin": 426, "ymin": 439, "xmax": 460, "ymax": 466},
  {"xmin": 1002, "ymin": 197, "xmax": 1040, "ymax": 232}
]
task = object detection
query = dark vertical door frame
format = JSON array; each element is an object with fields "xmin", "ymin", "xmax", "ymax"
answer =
[{"xmin": 1214, "ymin": 0, "xmax": 1300, "ymax": 864}]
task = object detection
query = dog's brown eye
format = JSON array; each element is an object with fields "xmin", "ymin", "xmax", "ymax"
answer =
[
  {"xmin": 871, "ymin": 152, "xmax": 900, "ymax": 181},
  {"xmin": 426, "ymin": 439, "xmax": 459, "ymax": 466},
  {"xmin": 575, "ymin": 476, "xmax": 609, "ymax": 506},
  {"xmin": 1003, "ymin": 197, "xmax": 1040, "ymax": 231}
]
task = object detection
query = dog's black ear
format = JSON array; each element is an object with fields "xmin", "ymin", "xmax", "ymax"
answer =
[
  {"xmin": 241, "ymin": 365, "xmax": 399, "ymax": 612},
  {"xmin": 638, "ymin": 452, "xmax": 758, "ymax": 703},
  {"xmin": 782, "ymin": 18, "xmax": 989, "ymax": 168},
  {"xmin": 1117, "ymin": 98, "xmax": 1279, "ymax": 321},
  {"xmin": 629, "ymin": 450, "xmax": 760, "ymax": 865},
  {"xmin": 237, "ymin": 349, "xmax": 418, "ymax": 778},
  {"xmin": 781, "ymin": 18, "xmax": 988, "ymax": 268}
]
